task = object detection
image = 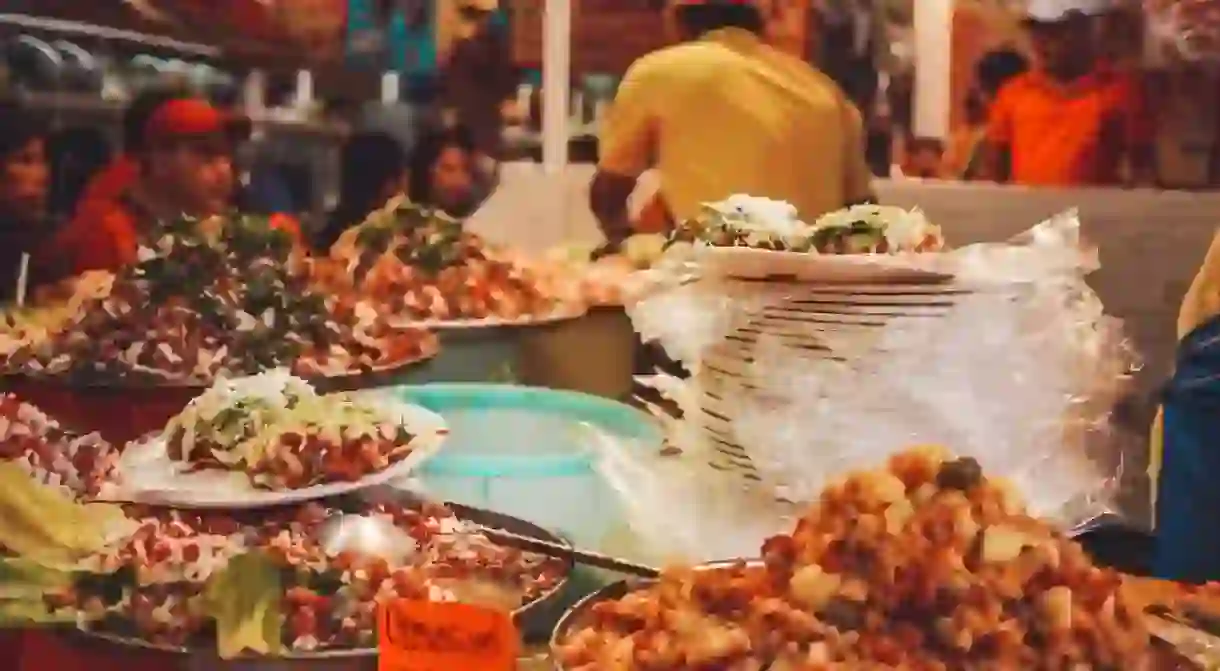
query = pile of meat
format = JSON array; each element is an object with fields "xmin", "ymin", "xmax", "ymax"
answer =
[{"xmin": 554, "ymin": 446, "xmax": 1151, "ymax": 670}]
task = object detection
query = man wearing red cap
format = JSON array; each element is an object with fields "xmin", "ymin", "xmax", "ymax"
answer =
[
  {"xmin": 591, "ymin": 0, "xmax": 874, "ymax": 241},
  {"xmin": 41, "ymin": 89, "xmax": 291, "ymax": 280}
]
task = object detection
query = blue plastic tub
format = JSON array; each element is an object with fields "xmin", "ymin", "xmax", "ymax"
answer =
[{"xmin": 384, "ymin": 383, "xmax": 663, "ymax": 551}]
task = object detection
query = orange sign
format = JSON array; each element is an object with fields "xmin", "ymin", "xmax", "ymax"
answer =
[{"xmin": 378, "ymin": 600, "xmax": 518, "ymax": 671}]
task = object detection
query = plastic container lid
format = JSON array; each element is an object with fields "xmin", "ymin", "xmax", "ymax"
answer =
[{"xmin": 387, "ymin": 384, "xmax": 662, "ymax": 478}]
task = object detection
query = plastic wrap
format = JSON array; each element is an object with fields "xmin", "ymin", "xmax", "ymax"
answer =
[{"xmin": 606, "ymin": 210, "xmax": 1138, "ymax": 562}]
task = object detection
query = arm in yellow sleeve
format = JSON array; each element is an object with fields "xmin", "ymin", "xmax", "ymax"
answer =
[
  {"xmin": 1150, "ymin": 230, "xmax": 1220, "ymax": 520},
  {"xmin": 1178, "ymin": 231, "xmax": 1220, "ymax": 339},
  {"xmin": 592, "ymin": 58, "xmax": 662, "ymax": 241},
  {"xmin": 598, "ymin": 59, "xmax": 660, "ymax": 179},
  {"xmin": 840, "ymin": 100, "xmax": 875, "ymax": 205}
]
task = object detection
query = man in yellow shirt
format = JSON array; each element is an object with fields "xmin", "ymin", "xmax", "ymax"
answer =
[{"xmin": 590, "ymin": 0, "xmax": 874, "ymax": 242}]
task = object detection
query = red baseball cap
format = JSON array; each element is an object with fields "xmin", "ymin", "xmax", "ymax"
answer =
[{"xmin": 141, "ymin": 98, "xmax": 249, "ymax": 149}]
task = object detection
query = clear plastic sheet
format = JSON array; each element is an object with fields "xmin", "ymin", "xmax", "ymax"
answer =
[{"xmin": 606, "ymin": 211, "xmax": 1139, "ymax": 562}]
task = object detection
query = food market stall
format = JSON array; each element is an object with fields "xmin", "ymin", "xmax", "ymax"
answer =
[
  {"xmin": 0, "ymin": 172, "xmax": 1213, "ymax": 669},
  {"xmin": 4, "ymin": 3, "xmax": 1220, "ymax": 670}
]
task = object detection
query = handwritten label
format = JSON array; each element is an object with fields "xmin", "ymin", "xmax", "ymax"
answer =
[{"xmin": 378, "ymin": 600, "xmax": 518, "ymax": 671}]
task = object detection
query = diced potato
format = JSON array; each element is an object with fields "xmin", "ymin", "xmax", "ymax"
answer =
[
  {"xmin": 789, "ymin": 564, "xmax": 842, "ymax": 610},
  {"xmin": 981, "ymin": 525, "xmax": 1033, "ymax": 564}
]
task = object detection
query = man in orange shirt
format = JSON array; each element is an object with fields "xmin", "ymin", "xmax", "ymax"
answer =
[
  {"xmin": 981, "ymin": 0, "xmax": 1155, "ymax": 187},
  {"xmin": 42, "ymin": 90, "xmax": 284, "ymax": 280}
]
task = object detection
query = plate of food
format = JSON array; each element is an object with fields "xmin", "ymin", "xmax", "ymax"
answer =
[
  {"xmin": 102, "ymin": 371, "xmax": 448, "ymax": 508},
  {"xmin": 36, "ymin": 497, "xmax": 568, "ymax": 659},
  {"xmin": 551, "ymin": 446, "xmax": 1163, "ymax": 669},
  {"xmin": 0, "ymin": 214, "xmax": 438, "ymax": 387},
  {"xmin": 669, "ymin": 197, "xmax": 952, "ymax": 284},
  {"xmin": 324, "ymin": 198, "xmax": 584, "ymax": 326}
]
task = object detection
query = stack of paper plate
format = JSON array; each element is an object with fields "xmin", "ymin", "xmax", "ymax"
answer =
[{"xmin": 694, "ymin": 280, "xmax": 973, "ymax": 481}]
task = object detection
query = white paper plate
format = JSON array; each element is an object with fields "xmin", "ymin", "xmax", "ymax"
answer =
[
  {"xmin": 698, "ymin": 247, "xmax": 952, "ymax": 284},
  {"xmin": 102, "ymin": 400, "xmax": 448, "ymax": 508},
  {"xmin": 389, "ymin": 302, "xmax": 588, "ymax": 330}
]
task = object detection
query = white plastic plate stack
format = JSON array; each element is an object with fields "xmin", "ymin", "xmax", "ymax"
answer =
[{"xmin": 694, "ymin": 278, "xmax": 969, "ymax": 482}]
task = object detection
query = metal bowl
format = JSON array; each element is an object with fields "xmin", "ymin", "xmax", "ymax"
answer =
[
  {"xmin": 547, "ymin": 559, "xmax": 1203, "ymax": 671},
  {"xmin": 66, "ymin": 496, "xmax": 572, "ymax": 670},
  {"xmin": 548, "ymin": 559, "xmax": 749, "ymax": 670}
]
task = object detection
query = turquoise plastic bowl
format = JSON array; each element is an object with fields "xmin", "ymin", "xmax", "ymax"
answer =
[{"xmin": 385, "ymin": 384, "xmax": 662, "ymax": 550}]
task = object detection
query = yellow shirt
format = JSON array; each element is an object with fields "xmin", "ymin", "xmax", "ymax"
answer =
[
  {"xmin": 1150, "ymin": 230, "xmax": 1220, "ymax": 517},
  {"xmin": 598, "ymin": 28, "xmax": 873, "ymax": 224}
]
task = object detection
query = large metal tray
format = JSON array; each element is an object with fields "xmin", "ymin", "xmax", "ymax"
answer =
[
  {"xmin": 547, "ymin": 557, "xmax": 1199, "ymax": 671},
  {"xmin": 62, "ymin": 491, "xmax": 572, "ymax": 670}
]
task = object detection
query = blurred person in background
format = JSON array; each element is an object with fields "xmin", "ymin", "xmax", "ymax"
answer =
[
  {"xmin": 0, "ymin": 103, "xmax": 52, "ymax": 301},
  {"xmin": 941, "ymin": 93, "xmax": 989, "ymax": 180},
  {"xmin": 46, "ymin": 90, "xmax": 296, "ymax": 279},
  {"xmin": 974, "ymin": 48, "xmax": 1030, "ymax": 109},
  {"xmin": 408, "ymin": 126, "xmax": 483, "ymax": 219},
  {"xmin": 316, "ymin": 130, "xmax": 408, "ymax": 251},
  {"xmin": 45, "ymin": 126, "xmax": 112, "ymax": 220},
  {"xmin": 591, "ymin": 0, "xmax": 873, "ymax": 243},
  {"xmin": 900, "ymin": 137, "xmax": 945, "ymax": 179},
  {"xmin": 440, "ymin": 0, "xmax": 518, "ymax": 160},
  {"xmin": 981, "ymin": 0, "xmax": 1154, "ymax": 187},
  {"xmin": 944, "ymin": 49, "xmax": 1028, "ymax": 180}
]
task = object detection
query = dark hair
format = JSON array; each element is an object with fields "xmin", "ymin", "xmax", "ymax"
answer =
[
  {"xmin": 0, "ymin": 102, "xmax": 47, "ymax": 159},
  {"xmin": 407, "ymin": 126, "xmax": 476, "ymax": 206},
  {"xmin": 318, "ymin": 131, "xmax": 408, "ymax": 249},
  {"xmin": 47, "ymin": 126, "xmax": 113, "ymax": 217},
  {"xmin": 974, "ymin": 49, "xmax": 1029, "ymax": 98},
  {"xmin": 674, "ymin": 4, "xmax": 764, "ymax": 38},
  {"xmin": 122, "ymin": 85, "xmax": 193, "ymax": 152}
]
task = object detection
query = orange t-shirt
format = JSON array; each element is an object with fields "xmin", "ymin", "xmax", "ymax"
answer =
[{"xmin": 987, "ymin": 67, "xmax": 1152, "ymax": 186}]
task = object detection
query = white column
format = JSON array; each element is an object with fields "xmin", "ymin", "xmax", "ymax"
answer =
[
  {"xmin": 380, "ymin": 71, "xmax": 401, "ymax": 105},
  {"xmin": 912, "ymin": 0, "xmax": 952, "ymax": 139},
  {"xmin": 242, "ymin": 69, "xmax": 267, "ymax": 139},
  {"xmin": 294, "ymin": 69, "xmax": 314, "ymax": 112},
  {"xmin": 541, "ymin": 0, "xmax": 572, "ymax": 173}
]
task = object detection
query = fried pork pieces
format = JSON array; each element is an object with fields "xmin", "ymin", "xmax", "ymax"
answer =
[
  {"xmin": 0, "ymin": 394, "xmax": 118, "ymax": 497},
  {"xmin": 555, "ymin": 448, "xmax": 1150, "ymax": 671},
  {"xmin": 49, "ymin": 501, "xmax": 566, "ymax": 652}
]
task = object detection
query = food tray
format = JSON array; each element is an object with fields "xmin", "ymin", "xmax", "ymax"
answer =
[
  {"xmin": 405, "ymin": 302, "xmax": 589, "ymax": 331},
  {"xmin": 68, "ymin": 494, "xmax": 573, "ymax": 670},
  {"xmin": 548, "ymin": 559, "xmax": 744, "ymax": 671},
  {"xmin": 0, "ymin": 347, "xmax": 439, "ymax": 445},
  {"xmin": 106, "ymin": 398, "xmax": 447, "ymax": 508},
  {"xmin": 547, "ymin": 560, "xmax": 1199, "ymax": 671}
]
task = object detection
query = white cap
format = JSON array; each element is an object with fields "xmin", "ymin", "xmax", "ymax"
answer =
[{"xmin": 1025, "ymin": 0, "xmax": 1107, "ymax": 22}]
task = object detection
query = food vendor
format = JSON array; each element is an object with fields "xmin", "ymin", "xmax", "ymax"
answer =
[
  {"xmin": 590, "ymin": 0, "xmax": 874, "ymax": 242},
  {"xmin": 1153, "ymin": 231, "xmax": 1220, "ymax": 582},
  {"xmin": 316, "ymin": 130, "xmax": 409, "ymax": 251},
  {"xmin": 979, "ymin": 0, "xmax": 1155, "ymax": 187},
  {"xmin": 407, "ymin": 126, "xmax": 482, "ymax": 219},
  {"xmin": 0, "ymin": 103, "xmax": 53, "ymax": 302},
  {"xmin": 42, "ymin": 89, "xmax": 298, "ymax": 280}
]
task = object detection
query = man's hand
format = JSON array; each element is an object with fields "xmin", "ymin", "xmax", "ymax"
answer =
[
  {"xmin": 589, "ymin": 170, "xmax": 639, "ymax": 243},
  {"xmin": 976, "ymin": 141, "xmax": 1012, "ymax": 183}
]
